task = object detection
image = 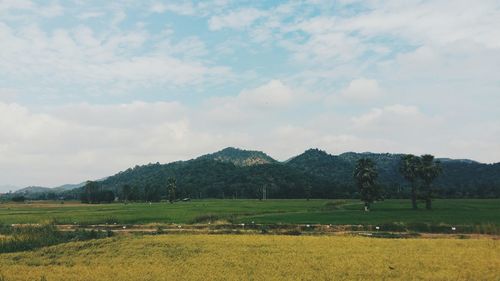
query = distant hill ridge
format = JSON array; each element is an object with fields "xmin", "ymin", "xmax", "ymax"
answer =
[
  {"xmin": 197, "ymin": 147, "xmax": 276, "ymax": 166},
  {"xmin": 14, "ymin": 182, "xmax": 88, "ymax": 195},
  {"xmin": 8, "ymin": 147, "xmax": 500, "ymax": 199}
]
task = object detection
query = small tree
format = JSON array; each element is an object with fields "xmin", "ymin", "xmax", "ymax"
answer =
[
  {"xmin": 167, "ymin": 177, "xmax": 176, "ymax": 203},
  {"xmin": 304, "ymin": 184, "xmax": 312, "ymax": 201},
  {"xmin": 83, "ymin": 181, "xmax": 100, "ymax": 204},
  {"xmin": 353, "ymin": 158, "xmax": 380, "ymax": 211},
  {"xmin": 399, "ymin": 154, "xmax": 421, "ymax": 210},
  {"xmin": 99, "ymin": 190, "xmax": 115, "ymax": 203},
  {"xmin": 130, "ymin": 186, "xmax": 142, "ymax": 201},
  {"xmin": 419, "ymin": 154, "xmax": 442, "ymax": 210},
  {"xmin": 122, "ymin": 184, "xmax": 131, "ymax": 203}
]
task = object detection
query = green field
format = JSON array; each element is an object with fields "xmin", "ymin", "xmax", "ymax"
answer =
[
  {"xmin": 1, "ymin": 199, "xmax": 499, "ymax": 230},
  {"xmin": 1, "ymin": 199, "xmax": 499, "ymax": 280}
]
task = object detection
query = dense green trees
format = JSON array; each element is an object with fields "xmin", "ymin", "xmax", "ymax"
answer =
[
  {"xmin": 122, "ymin": 184, "xmax": 131, "ymax": 202},
  {"xmin": 145, "ymin": 184, "xmax": 162, "ymax": 202},
  {"xmin": 87, "ymin": 150, "xmax": 498, "ymax": 202},
  {"xmin": 399, "ymin": 154, "xmax": 442, "ymax": 210},
  {"xmin": 81, "ymin": 181, "xmax": 114, "ymax": 204},
  {"xmin": 400, "ymin": 155, "xmax": 421, "ymax": 209},
  {"xmin": 304, "ymin": 184, "xmax": 312, "ymax": 201},
  {"xmin": 167, "ymin": 178, "xmax": 176, "ymax": 203},
  {"xmin": 11, "ymin": 195, "xmax": 26, "ymax": 202},
  {"xmin": 419, "ymin": 155, "xmax": 442, "ymax": 209},
  {"xmin": 353, "ymin": 159, "xmax": 380, "ymax": 211},
  {"xmin": 11, "ymin": 148, "xmax": 498, "ymax": 202}
]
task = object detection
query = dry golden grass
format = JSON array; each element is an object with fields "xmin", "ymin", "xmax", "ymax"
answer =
[{"xmin": 0, "ymin": 235, "xmax": 498, "ymax": 281}]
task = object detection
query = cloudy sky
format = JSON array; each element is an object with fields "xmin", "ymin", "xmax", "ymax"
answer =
[{"xmin": 1, "ymin": 0, "xmax": 499, "ymax": 189}]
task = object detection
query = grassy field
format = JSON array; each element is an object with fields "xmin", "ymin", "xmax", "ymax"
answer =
[
  {"xmin": 1, "ymin": 199, "xmax": 499, "ymax": 229},
  {"xmin": 1, "ymin": 200, "xmax": 498, "ymax": 280},
  {"xmin": 0, "ymin": 234, "xmax": 498, "ymax": 281},
  {"xmin": 0, "ymin": 199, "xmax": 328, "ymax": 225}
]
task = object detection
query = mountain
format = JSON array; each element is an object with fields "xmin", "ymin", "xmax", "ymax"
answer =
[
  {"xmin": 197, "ymin": 147, "xmax": 277, "ymax": 166},
  {"xmin": 98, "ymin": 155, "xmax": 310, "ymax": 199},
  {"xmin": 437, "ymin": 158, "xmax": 479, "ymax": 164},
  {"xmin": 52, "ymin": 182, "xmax": 86, "ymax": 192},
  {"xmin": 287, "ymin": 149, "xmax": 353, "ymax": 182},
  {"xmin": 14, "ymin": 186, "xmax": 53, "ymax": 195},
  {"xmin": 5, "ymin": 147, "xmax": 500, "ymax": 200},
  {"xmin": 91, "ymin": 148, "xmax": 500, "ymax": 200},
  {"xmin": 289, "ymin": 150, "xmax": 500, "ymax": 198},
  {"xmin": 8, "ymin": 181, "xmax": 87, "ymax": 199}
]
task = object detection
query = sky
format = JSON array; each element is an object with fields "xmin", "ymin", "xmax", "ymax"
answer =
[{"xmin": 1, "ymin": 0, "xmax": 499, "ymax": 189}]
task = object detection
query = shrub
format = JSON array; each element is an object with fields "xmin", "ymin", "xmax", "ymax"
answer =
[
  {"xmin": 0, "ymin": 224, "xmax": 112, "ymax": 253},
  {"xmin": 379, "ymin": 222, "xmax": 407, "ymax": 232},
  {"xmin": 191, "ymin": 214, "xmax": 220, "ymax": 224},
  {"xmin": 322, "ymin": 200, "xmax": 347, "ymax": 210}
]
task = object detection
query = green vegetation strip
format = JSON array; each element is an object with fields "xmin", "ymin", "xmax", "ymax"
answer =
[
  {"xmin": 0, "ymin": 199, "xmax": 499, "ymax": 234},
  {"xmin": 0, "ymin": 224, "xmax": 112, "ymax": 253}
]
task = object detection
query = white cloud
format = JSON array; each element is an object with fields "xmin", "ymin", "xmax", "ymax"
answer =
[
  {"xmin": 154, "ymin": 36, "xmax": 208, "ymax": 59},
  {"xmin": 0, "ymin": 1, "xmax": 499, "ymax": 188},
  {"xmin": 259, "ymin": 0, "xmax": 500, "ymax": 85},
  {"xmin": 341, "ymin": 78, "xmax": 381, "ymax": 101},
  {"xmin": 0, "ymin": 88, "xmax": 19, "ymax": 102},
  {"xmin": 0, "ymin": 1, "xmax": 63, "ymax": 18},
  {"xmin": 209, "ymin": 8, "xmax": 265, "ymax": 30},
  {"xmin": 50, "ymin": 101, "xmax": 185, "ymax": 128},
  {"xmin": 0, "ymin": 23, "xmax": 231, "ymax": 96},
  {"xmin": 239, "ymin": 80, "xmax": 294, "ymax": 108},
  {"xmin": 339, "ymin": 0, "xmax": 500, "ymax": 49},
  {"xmin": 151, "ymin": 2, "xmax": 195, "ymax": 15},
  {"xmin": 0, "ymin": 101, "xmax": 226, "ymax": 187},
  {"xmin": 0, "ymin": 0, "xmax": 34, "ymax": 14},
  {"xmin": 77, "ymin": 11, "xmax": 105, "ymax": 20},
  {"xmin": 1, "ymin": 98, "xmax": 499, "ymax": 188},
  {"xmin": 288, "ymin": 31, "xmax": 364, "ymax": 64},
  {"xmin": 200, "ymin": 80, "xmax": 304, "ymax": 127},
  {"xmin": 39, "ymin": 3, "xmax": 63, "ymax": 18},
  {"xmin": 352, "ymin": 104, "xmax": 430, "ymax": 129}
]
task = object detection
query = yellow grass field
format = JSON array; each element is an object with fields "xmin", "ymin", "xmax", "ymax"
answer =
[{"xmin": 0, "ymin": 235, "xmax": 499, "ymax": 281}]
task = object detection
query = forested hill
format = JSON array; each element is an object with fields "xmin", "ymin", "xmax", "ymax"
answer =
[
  {"xmin": 196, "ymin": 147, "xmax": 277, "ymax": 166},
  {"xmin": 9, "ymin": 148, "xmax": 500, "ymax": 200},
  {"xmin": 286, "ymin": 149, "xmax": 405, "ymax": 188},
  {"xmin": 288, "ymin": 149, "xmax": 500, "ymax": 198}
]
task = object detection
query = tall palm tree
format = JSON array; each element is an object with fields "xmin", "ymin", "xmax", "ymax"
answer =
[
  {"xmin": 399, "ymin": 154, "xmax": 421, "ymax": 210},
  {"xmin": 353, "ymin": 158, "xmax": 379, "ymax": 211},
  {"xmin": 419, "ymin": 154, "xmax": 442, "ymax": 210},
  {"xmin": 167, "ymin": 177, "xmax": 177, "ymax": 204}
]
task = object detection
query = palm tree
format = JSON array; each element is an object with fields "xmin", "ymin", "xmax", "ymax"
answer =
[
  {"xmin": 419, "ymin": 154, "xmax": 442, "ymax": 210},
  {"xmin": 353, "ymin": 158, "xmax": 379, "ymax": 211},
  {"xmin": 167, "ymin": 177, "xmax": 176, "ymax": 204},
  {"xmin": 399, "ymin": 154, "xmax": 421, "ymax": 210}
]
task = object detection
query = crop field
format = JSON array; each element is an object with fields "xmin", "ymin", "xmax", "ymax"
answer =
[
  {"xmin": 0, "ymin": 199, "xmax": 499, "ymax": 280},
  {"xmin": 0, "ymin": 234, "xmax": 498, "ymax": 281},
  {"xmin": 1, "ymin": 199, "xmax": 499, "ymax": 229}
]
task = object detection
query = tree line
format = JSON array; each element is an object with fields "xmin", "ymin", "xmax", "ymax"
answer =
[
  {"xmin": 82, "ymin": 177, "xmax": 178, "ymax": 204},
  {"xmin": 7, "ymin": 150, "xmax": 497, "ymax": 203},
  {"xmin": 81, "ymin": 153, "xmax": 443, "ymax": 213},
  {"xmin": 354, "ymin": 154, "xmax": 442, "ymax": 211}
]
